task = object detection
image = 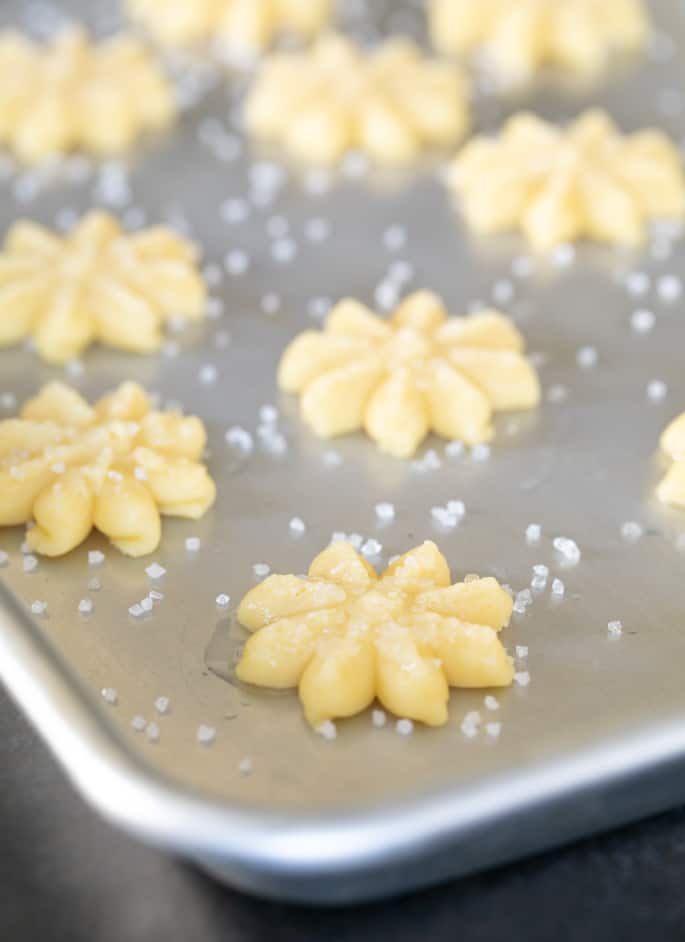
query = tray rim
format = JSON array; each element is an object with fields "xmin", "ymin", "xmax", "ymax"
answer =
[{"xmin": 4, "ymin": 578, "xmax": 685, "ymax": 904}]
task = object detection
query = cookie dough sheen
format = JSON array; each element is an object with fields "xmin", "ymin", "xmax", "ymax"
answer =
[
  {"xmin": 448, "ymin": 110, "xmax": 685, "ymax": 251},
  {"xmin": 0, "ymin": 27, "xmax": 176, "ymax": 163},
  {"xmin": 245, "ymin": 33, "xmax": 470, "ymax": 166},
  {"xmin": 429, "ymin": 0, "xmax": 650, "ymax": 84},
  {"xmin": 657, "ymin": 413, "xmax": 685, "ymax": 509},
  {"xmin": 0, "ymin": 210, "xmax": 206, "ymax": 363},
  {"xmin": 278, "ymin": 290, "xmax": 540, "ymax": 456},
  {"xmin": 0, "ymin": 382, "xmax": 216, "ymax": 557},
  {"xmin": 127, "ymin": 0, "xmax": 331, "ymax": 51},
  {"xmin": 237, "ymin": 541, "xmax": 514, "ymax": 728}
]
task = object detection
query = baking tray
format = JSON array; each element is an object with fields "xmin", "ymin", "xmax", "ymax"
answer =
[{"xmin": 2, "ymin": 0, "xmax": 685, "ymax": 905}]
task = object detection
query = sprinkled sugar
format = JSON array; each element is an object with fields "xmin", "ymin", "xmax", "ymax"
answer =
[
  {"xmin": 576, "ymin": 346, "xmax": 598, "ymax": 369},
  {"xmin": 225, "ymin": 426, "xmax": 253, "ymax": 453},
  {"xmin": 396, "ymin": 718, "xmax": 414, "ymax": 736},
  {"xmin": 525, "ymin": 524, "xmax": 542, "ymax": 544},
  {"xmin": 239, "ymin": 757, "xmax": 253, "ymax": 776},
  {"xmin": 322, "ymin": 450, "xmax": 342, "ymax": 467},
  {"xmin": 608, "ymin": 620, "xmax": 623, "ymax": 638},
  {"xmin": 289, "ymin": 517, "xmax": 306, "ymax": 536},
  {"xmin": 625, "ymin": 271, "xmax": 650, "ymax": 296},
  {"xmin": 253, "ymin": 563, "xmax": 270, "ymax": 579},
  {"xmin": 216, "ymin": 593, "xmax": 231, "ymax": 608},
  {"xmin": 486, "ymin": 722, "xmax": 502, "ymax": 738},
  {"xmin": 101, "ymin": 687, "xmax": 118, "ymax": 705},
  {"xmin": 657, "ymin": 274, "xmax": 683, "ymax": 303},
  {"xmin": 30, "ymin": 600, "xmax": 47, "ymax": 616},
  {"xmin": 197, "ymin": 724, "xmax": 216, "ymax": 745},
  {"xmin": 551, "ymin": 578, "xmax": 565, "ymax": 598},
  {"xmin": 514, "ymin": 671, "xmax": 531, "ymax": 687},
  {"xmin": 78, "ymin": 598, "xmax": 93, "ymax": 615},
  {"xmin": 553, "ymin": 537, "xmax": 581, "ymax": 566},
  {"xmin": 88, "ymin": 550, "xmax": 105, "ymax": 567},
  {"xmin": 375, "ymin": 502, "xmax": 395, "ymax": 523},
  {"xmin": 461, "ymin": 711, "xmax": 481, "ymax": 738},
  {"xmin": 316, "ymin": 720, "xmax": 337, "ymax": 741},
  {"xmin": 445, "ymin": 440, "xmax": 464, "ymax": 458},
  {"xmin": 372, "ymin": 709, "xmax": 387, "ymax": 728},
  {"xmin": 131, "ymin": 715, "xmax": 146, "ymax": 731},
  {"xmin": 621, "ymin": 521, "xmax": 644, "ymax": 542},
  {"xmin": 185, "ymin": 537, "xmax": 201, "ymax": 552},
  {"xmin": 145, "ymin": 562, "xmax": 166, "ymax": 579},
  {"xmin": 361, "ymin": 539, "xmax": 382, "ymax": 558},
  {"xmin": 631, "ymin": 309, "xmax": 655, "ymax": 333},
  {"xmin": 647, "ymin": 380, "xmax": 668, "ymax": 401},
  {"xmin": 154, "ymin": 696, "xmax": 171, "ymax": 715}
]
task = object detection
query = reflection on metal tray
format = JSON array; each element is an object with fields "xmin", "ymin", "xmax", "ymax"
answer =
[{"xmin": 2, "ymin": 0, "xmax": 685, "ymax": 904}]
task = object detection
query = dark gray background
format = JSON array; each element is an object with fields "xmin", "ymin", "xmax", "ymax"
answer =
[{"xmin": 4, "ymin": 688, "xmax": 685, "ymax": 942}]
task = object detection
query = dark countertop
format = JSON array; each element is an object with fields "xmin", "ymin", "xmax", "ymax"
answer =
[{"xmin": 4, "ymin": 689, "xmax": 685, "ymax": 942}]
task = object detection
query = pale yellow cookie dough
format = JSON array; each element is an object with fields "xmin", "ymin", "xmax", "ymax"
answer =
[
  {"xmin": 244, "ymin": 33, "xmax": 470, "ymax": 166},
  {"xmin": 0, "ymin": 210, "xmax": 206, "ymax": 364},
  {"xmin": 429, "ymin": 0, "xmax": 650, "ymax": 84},
  {"xmin": 237, "ymin": 541, "xmax": 514, "ymax": 728},
  {"xmin": 278, "ymin": 291, "xmax": 539, "ymax": 457},
  {"xmin": 657, "ymin": 413, "xmax": 685, "ymax": 510},
  {"xmin": 448, "ymin": 110, "xmax": 685, "ymax": 252},
  {"xmin": 0, "ymin": 381, "xmax": 215, "ymax": 557},
  {"xmin": 127, "ymin": 0, "xmax": 331, "ymax": 52},
  {"xmin": 0, "ymin": 27, "xmax": 176, "ymax": 163}
]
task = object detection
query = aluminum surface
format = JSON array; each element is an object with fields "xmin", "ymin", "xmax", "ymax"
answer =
[{"xmin": 1, "ymin": 0, "xmax": 685, "ymax": 904}]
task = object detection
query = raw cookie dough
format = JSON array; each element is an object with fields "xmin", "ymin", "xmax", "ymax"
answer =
[
  {"xmin": 278, "ymin": 291, "xmax": 540, "ymax": 457},
  {"xmin": 0, "ymin": 381, "xmax": 216, "ymax": 558},
  {"xmin": 127, "ymin": 0, "xmax": 331, "ymax": 52},
  {"xmin": 0, "ymin": 27, "xmax": 176, "ymax": 163},
  {"xmin": 244, "ymin": 33, "xmax": 470, "ymax": 166},
  {"xmin": 657, "ymin": 413, "xmax": 685, "ymax": 509},
  {"xmin": 448, "ymin": 110, "xmax": 685, "ymax": 252},
  {"xmin": 0, "ymin": 210, "xmax": 206, "ymax": 364},
  {"xmin": 429, "ymin": 0, "xmax": 650, "ymax": 85},
  {"xmin": 237, "ymin": 540, "xmax": 514, "ymax": 728}
]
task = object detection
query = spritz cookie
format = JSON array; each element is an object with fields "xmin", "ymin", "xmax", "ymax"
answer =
[
  {"xmin": 0, "ymin": 211, "xmax": 206, "ymax": 364},
  {"xmin": 429, "ymin": 0, "xmax": 650, "ymax": 85},
  {"xmin": 244, "ymin": 33, "xmax": 470, "ymax": 166},
  {"xmin": 127, "ymin": 0, "xmax": 331, "ymax": 52},
  {"xmin": 448, "ymin": 110, "xmax": 685, "ymax": 252},
  {"xmin": 278, "ymin": 291, "xmax": 540, "ymax": 457},
  {"xmin": 237, "ymin": 540, "xmax": 514, "ymax": 728},
  {"xmin": 0, "ymin": 382, "xmax": 216, "ymax": 558},
  {"xmin": 0, "ymin": 27, "xmax": 176, "ymax": 163},
  {"xmin": 656, "ymin": 413, "xmax": 685, "ymax": 510}
]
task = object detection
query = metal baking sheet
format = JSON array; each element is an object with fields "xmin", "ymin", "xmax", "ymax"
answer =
[{"xmin": 2, "ymin": 0, "xmax": 685, "ymax": 905}]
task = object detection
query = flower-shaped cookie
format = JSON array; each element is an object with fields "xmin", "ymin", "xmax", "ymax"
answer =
[
  {"xmin": 656, "ymin": 413, "xmax": 685, "ymax": 510},
  {"xmin": 278, "ymin": 291, "xmax": 540, "ymax": 457},
  {"xmin": 0, "ymin": 211, "xmax": 206, "ymax": 364},
  {"xmin": 0, "ymin": 27, "xmax": 176, "ymax": 163},
  {"xmin": 448, "ymin": 110, "xmax": 685, "ymax": 252},
  {"xmin": 0, "ymin": 381, "xmax": 216, "ymax": 558},
  {"xmin": 244, "ymin": 33, "xmax": 470, "ymax": 166},
  {"xmin": 429, "ymin": 0, "xmax": 650, "ymax": 85},
  {"xmin": 237, "ymin": 541, "xmax": 514, "ymax": 728},
  {"xmin": 127, "ymin": 0, "xmax": 331, "ymax": 52}
]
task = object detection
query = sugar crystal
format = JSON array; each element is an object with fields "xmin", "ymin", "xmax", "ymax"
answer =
[{"xmin": 315, "ymin": 720, "xmax": 337, "ymax": 741}]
